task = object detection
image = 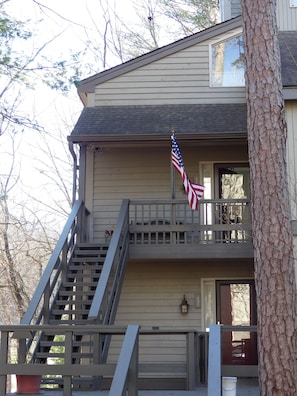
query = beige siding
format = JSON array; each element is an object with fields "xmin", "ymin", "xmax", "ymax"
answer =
[
  {"xmin": 286, "ymin": 101, "xmax": 297, "ymax": 219},
  {"xmin": 92, "ymin": 146, "xmax": 171, "ymax": 242},
  {"xmin": 108, "ymin": 260, "xmax": 254, "ymax": 371},
  {"xmin": 277, "ymin": 0, "xmax": 297, "ymax": 30},
  {"xmin": 286, "ymin": 102, "xmax": 297, "ymax": 290},
  {"xmin": 90, "ymin": 144, "xmax": 248, "ymax": 242},
  {"xmin": 92, "ymin": 30, "xmax": 246, "ymax": 107}
]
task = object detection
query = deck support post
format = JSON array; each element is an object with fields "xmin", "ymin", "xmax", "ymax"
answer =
[{"xmin": 208, "ymin": 324, "xmax": 221, "ymax": 396}]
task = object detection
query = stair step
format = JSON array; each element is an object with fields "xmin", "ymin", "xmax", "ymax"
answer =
[
  {"xmin": 66, "ymin": 274, "xmax": 101, "ymax": 280},
  {"xmin": 55, "ymin": 299, "xmax": 92, "ymax": 305},
  {"xmin": 54, "ymin": 300, "xmax": 93, "ymax": 306},
  {"xmin": 74, "ymin": 250, "xmax": 107, "ymax": 256},
  {"xmin": 58, "ymin": 290, "xmax": 96, "ymax": 296},
  {"xmin": 53, "ymin": 305, "xmax": 91, "ymax": 311},
  {"xmin": 67, "ymin": 268, "xmax": 102, "ymax": 274},
  {"xmin": 48, "ymin": 319, "xmax": 93, "ymax": 325},
  {"xmin": 76, "ymin": 243, "xmax": 109, "ymax": 249},
  {"xmin": 68, "ymin": 264, "xmax": 103, "ymax": 271},
  {"xmin": 36, "ymin": 352, "xmax": 94, "ymax": 359},
  {"xmin": 40, "ymin": 340, "xmax": 93, "ymax": 348},
  {"xmin": 62, "ymin": 281, "xmax": 99, "ymax": 287},
  {"xmin": 71, "ymin": 257, "xmax": 105, "ymax": 263},
  {"xmin": 52, "ymin": 308, "xmax": 90, "ymax": 315}
]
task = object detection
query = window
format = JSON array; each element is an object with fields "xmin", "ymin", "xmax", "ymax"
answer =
[
  {"xmin": 211, "ymin": 35, "xmax": 245, "ymax": 87},
  {"xmin": 290, "ymin": 0, "xmax": 297, "ymax": 6}
]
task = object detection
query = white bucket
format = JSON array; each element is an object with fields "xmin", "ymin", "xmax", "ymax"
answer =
[{"xmin": 222, "ymin": 376, "xmax": 237, "ymax": 396}]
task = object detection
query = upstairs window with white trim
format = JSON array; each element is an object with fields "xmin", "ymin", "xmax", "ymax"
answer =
[
  {"xmin": 290, "ymin": 0, "xmax": 297, "ymax": 7},
  {"xmin": 211, "ymin": 34, "xmax": 245, "ymax": 87}
]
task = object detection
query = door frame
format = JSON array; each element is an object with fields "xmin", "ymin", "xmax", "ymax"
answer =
[
  {"xmin": 214, "ymin": 162, "xmax": 250, "ymax": 199},
  {"xmin": 201, "ymin": 277, "xmax": 256, "ymax": 331}
]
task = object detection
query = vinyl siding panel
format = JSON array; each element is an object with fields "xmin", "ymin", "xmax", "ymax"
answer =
[
  {"xmin": 93, "ymin": 33, "xmax": 246, "ymax": 107},
  {"xmin": 277, "ymin": 0, "xmax": 297, "ymax": 31},
  {"xmin": 286, "ymin": 101, "xmax": 297, "ymax": 219},
  {"xmin": 90, "ymin": 144, "xmax": 248, "ymax": 242},
  {"xmin": 107, "ymin": 260, "xmax": 254, "ymax": 372},
  {"xmin": 92, "ymin": 147, "xmax": 172, "ymax": 242},
  {"xmin": 231, "ymin": 0, "xmax": 241, "ymax": 18}
]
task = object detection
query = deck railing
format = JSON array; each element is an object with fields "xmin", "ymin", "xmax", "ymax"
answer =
[
  {"xmin": 207, "ymin": 324, "xmax": 258, "ymax": 396},
  {"xmin": 0, "ymin": 325, "xmax": 139, "ymax": 396},
  {"xmin": 129, "ymin": 199, "xmax": 252, "ymax": 245},
  {"xmin": 0, "ymin": 325, "xmax": 207, "ymax": 395}
]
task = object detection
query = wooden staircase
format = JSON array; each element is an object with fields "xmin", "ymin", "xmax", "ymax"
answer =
[
  {"xmin": 34, "ymin": 244, "xmax": 110, "ymax": 390},
  {"xmin": 49, "ymin": 244, "xmax": 108, "ymax": 325},
  {"xmin": 0, "ymin": 200, "xmax": 132, "ymax": 394}
]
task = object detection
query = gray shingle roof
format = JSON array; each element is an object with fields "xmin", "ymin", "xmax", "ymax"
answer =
[
  {"xmin": 70, "ymin": 27, "xmax": 296, "ymax": 141},
  {"xmin": 70, "ymin": 104, "xmax": 247, "ymax": 141}
]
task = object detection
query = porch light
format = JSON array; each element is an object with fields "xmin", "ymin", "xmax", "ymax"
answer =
[{"xmin": 180, "ymin": 295, "xmax": 189, "ymax": 314}]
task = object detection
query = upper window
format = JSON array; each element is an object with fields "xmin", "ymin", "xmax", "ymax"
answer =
[
  {"xmin": 211, "ymin": 35, "xmax": 245, "ymax": 87},
  {"xmin": 290, "ymin": 0, "xmax": 297, "ymax": 6}
]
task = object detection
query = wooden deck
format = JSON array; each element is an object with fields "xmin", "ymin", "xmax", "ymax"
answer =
[{"xmin": 7, "ymin": 378, "xmax": 259, "ymax": 395}]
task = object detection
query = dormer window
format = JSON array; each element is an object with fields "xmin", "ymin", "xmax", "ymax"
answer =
[{"xmin": 211, "ymin": 34, "xmax": 245, "ymax": 87}]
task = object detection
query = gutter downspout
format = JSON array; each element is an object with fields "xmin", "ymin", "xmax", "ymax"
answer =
[{"xmin": 68, "ymin": 141, "xmax": 78, "ymax": 205}]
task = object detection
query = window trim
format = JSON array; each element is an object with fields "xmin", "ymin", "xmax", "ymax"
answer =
[{"xmin": 209, "ymin": 31, "xmax": 245, "ymax": 88}]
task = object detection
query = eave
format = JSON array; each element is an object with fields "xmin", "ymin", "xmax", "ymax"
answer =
[{"xmin": 76, "ymin": 17, "xmax": 243, "ymax": 97}]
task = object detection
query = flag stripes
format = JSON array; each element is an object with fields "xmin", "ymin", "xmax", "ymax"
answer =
[{"xmin": 171, "ymin": 133, "xmax": 205, "ymax": 210}]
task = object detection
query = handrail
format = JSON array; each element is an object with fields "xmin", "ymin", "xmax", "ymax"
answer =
[
  {"xmin": 21, "ymin": 200, "xmax": 85, "ymax": 325},
  {"xmin": 0, "ymin": 324, "xmax": 137, "ymax": 396},
  {"xmin": 207, "ymin": 324, "xmax": 258, "ymax": 396},
  {"xmin": 109, "ymin": 324, "xmax": 139, "ymax": 396},
  {"xmin": 0, "ymin": 324, "xmax": 202, "ymax": 395},
  {"xmin": 129, "ymin": 198, "xmax": 252, "ymax": 246},
  {"xmin": 88, "ymin": 199, "xmax": 130, "ymax": 321}
]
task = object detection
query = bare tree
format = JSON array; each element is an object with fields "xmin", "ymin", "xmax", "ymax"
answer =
[
  {"xmin": 0, "ymin": 124, "xmax": 74, "ymax": 324},
  {"xmin": 75, "ymin": 0, "xmax": 219, "ymax": 70},
  {"xmin": 241, "ymin": 0, "xmax": 297, "ymax": 394},
  {"xmin": 0, "ymin": 0, "xmax": 81, "ymax": 136}
]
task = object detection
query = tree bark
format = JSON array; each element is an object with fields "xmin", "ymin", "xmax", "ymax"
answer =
[{"xmin": 241, "ymin": 1, "xmax": 297, "ymax": 394}]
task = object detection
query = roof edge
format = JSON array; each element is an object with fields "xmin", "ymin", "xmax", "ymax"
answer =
[
  {"xmin": 68, "ymin": 131, "xmax": 247, "ymax": 145},
  {"xmin": 77, "ymin": 16, "xmax": 242, "ymax": 94},
  {"xmin": 284, "ymin": 88, "xmax": 297, "ymax": 100}
]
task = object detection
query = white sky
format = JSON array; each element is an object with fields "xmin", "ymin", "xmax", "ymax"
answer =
[
  {"xmin": 1, "ymin": 0, "xmax": 161, "ymax": 228},
  {"xmin": 2, "ymin": 0, "xmax": 140, "ymax": 224}
]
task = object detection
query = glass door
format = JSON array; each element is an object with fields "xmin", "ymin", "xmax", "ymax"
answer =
[
  {"xmin": 216, "ymin": 280, "xmax": 257, "ymax": 365},
  {"xmin": 215, "ymin": 164, "xmax": 250, "ymax": 200},
  {"xmin": 215, "ymin": 164, "xmax": 250, "ymax": 242}
]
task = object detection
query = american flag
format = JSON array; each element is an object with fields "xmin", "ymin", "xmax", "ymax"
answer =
[{"xmin": 171, "ymin": 133, "xmax": 205, "ymax": 210}]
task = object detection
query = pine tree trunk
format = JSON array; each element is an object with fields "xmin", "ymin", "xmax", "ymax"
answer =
[{"xmin": 240, "ymin": 1, "xmax": 297, "ymax": 394}]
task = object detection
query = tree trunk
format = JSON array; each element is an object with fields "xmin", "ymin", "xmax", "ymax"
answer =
[{"xmin": 240, "ymin": 1, "xmax": 297, "ymax": 394}]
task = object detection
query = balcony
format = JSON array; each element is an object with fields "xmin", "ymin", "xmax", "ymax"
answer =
[{"xmin": 128, "ymin": 199, "xmax": 253, "ymax": 259}]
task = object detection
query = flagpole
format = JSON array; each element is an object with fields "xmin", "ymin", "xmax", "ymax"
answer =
[
  {"xmin": 171, "ymin": 131, "xmax": 176, "ymax": 199},
  {"xmin": 171, "ymin": 161, "xmax": 176, "ymax": 199}
]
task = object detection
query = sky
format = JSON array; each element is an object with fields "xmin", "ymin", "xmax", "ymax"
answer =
[
  {"xmin": 1, "ymin": 0, "xmax": 172, "ymax": 230},
  {"xmin": 2, "ymin": 0, "xmax": 140, "ymax": 226}
]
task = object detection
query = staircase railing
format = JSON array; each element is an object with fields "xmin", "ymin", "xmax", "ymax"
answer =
[
  {"xmin": 0, "ymin": 324, "xmax": 139, "ymax": 396},
  {"xmin": 21, "ymin": 200, "xmax": 88, "ymax": 326},
  {"xmin": 109, "ymin": 324, "xmax": 139, "ymax": 396},
  {"xmin": 88, "ymin": 199, "xmax": 130, "ymax": 323}
]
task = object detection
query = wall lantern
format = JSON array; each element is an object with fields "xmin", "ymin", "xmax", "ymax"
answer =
[{"xmin": 180, "ymin": 295, "xmax": 189, "ymax": 314}]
